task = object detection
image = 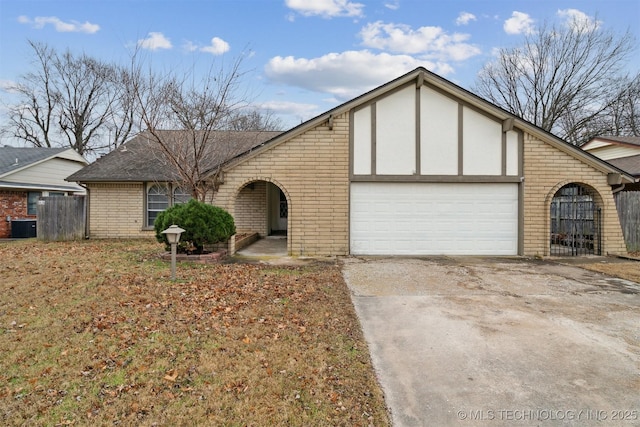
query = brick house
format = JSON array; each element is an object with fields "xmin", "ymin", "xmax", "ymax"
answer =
[
  {"xmin": 67, "ymin": 68, "xmax": 635, "ymax": 256},
  {"xmin": 0, "ymin": 147, "xmax": 88, "ymax": 238}
]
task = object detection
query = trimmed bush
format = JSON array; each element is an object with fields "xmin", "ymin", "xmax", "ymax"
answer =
[{"xmin": 154, "ymin": 199, "xmax": 236, "ymax": 253}]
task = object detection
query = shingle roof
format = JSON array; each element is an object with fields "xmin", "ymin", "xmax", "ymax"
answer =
[
  {"xmin": 67, "ymin": 130, "xmax": 282, "ymax": 182},
  {"xmin": 0, "ymin": 146, "xmax": 69, "ymax": 176},
  {"xmin": 606, "ymin": 154, "xmax": 640, "ymax": 176}
]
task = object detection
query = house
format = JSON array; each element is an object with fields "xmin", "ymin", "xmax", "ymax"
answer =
[
  {"xmin": 582, "ymin": 136, "xmax": 640, "ymax": 191},
  {"xmin": 67, "ymin": 68, "xmax": 635, "ymax": 256},
  {"xmin": 66, "ymin": 130, "xmax": 282, "ymax": 237},
  {"xmin": 582, "ymin": 136, "xmax": 640, "ymax": 252},
  {"xmin": 0, "ymin": 146, "xmax": 88, "ymax": 238}
]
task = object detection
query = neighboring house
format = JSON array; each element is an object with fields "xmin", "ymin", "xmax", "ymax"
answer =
[
  {"xmin": 582, "ymin": 136, "xmax": 640, "ymax": 252},
  {"xmin": 67, "ymin": 68, "xmax": 635, "ymax": 257},
  {"xmin": 0, "ymin": 146, "xmax": 88, "ymax": 238},
  {"xmin": 582, "ymin": 136, "xmax": 640, "ymax": 191}
]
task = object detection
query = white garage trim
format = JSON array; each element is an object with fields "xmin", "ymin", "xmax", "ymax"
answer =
[{"xmin": 350, "ymin": 182, "xmax": 518, "ymax": 255}]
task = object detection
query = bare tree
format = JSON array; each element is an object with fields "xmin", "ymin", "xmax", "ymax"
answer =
[
  {"xmin": 4, "ymin": 42, "xmax": 58, "ymax": 148},
  {"xmin": 3, "ymin": 41, "xmax": 137, "ymax": 156},
  {"xmin": 130, "ymin": 55, "xmax": 257, "ymax": 202},
  {"xmin": 226, "ymin": 108, "xmax": 283, "ymax": 131},
  {"xmin": 474, "ymin": 18, "xmax": 638, "ymax": 145}
]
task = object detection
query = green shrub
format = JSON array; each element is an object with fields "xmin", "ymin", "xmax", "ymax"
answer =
[{"xmin": 154, "ymin": 199, "xmax": 236, "ymax": 253}]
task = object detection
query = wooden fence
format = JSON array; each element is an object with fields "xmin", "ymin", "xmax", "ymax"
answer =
[
  {"xmin": 36, "ymin": 196, "xmax": 86, "ymax": 241},
  {"xmin": 614, "ymin": 191, "xmax": 640, "ymax": 252}
]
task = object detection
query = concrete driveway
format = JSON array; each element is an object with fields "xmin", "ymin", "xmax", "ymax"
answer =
[{"xmin": 341, "ymin": 257, "xmax": 640, "ymax": 427}]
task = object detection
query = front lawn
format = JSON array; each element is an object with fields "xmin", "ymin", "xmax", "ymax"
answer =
[{"xmin": 0, "ymin": 239, "xmax": 389, "ymax": 426}]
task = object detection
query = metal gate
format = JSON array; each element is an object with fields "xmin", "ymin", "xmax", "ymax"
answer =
[{"xmin": 550, "ymin": 184, "xmax": 601, "ymax": 256}]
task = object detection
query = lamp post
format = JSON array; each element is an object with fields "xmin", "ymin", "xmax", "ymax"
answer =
[{"xmin": 162, "ymin": 224, "xmax": 185, "ymax": 281}]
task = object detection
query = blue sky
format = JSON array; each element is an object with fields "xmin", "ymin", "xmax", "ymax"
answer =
[{"xmin": 1, "ymin": 0, "xmax": 639, "ymax": 129}]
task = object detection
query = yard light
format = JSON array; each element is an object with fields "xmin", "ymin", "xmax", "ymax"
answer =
[{"xmin": 162, "ymin": 224, "xmax": 185, "ymax": 280}]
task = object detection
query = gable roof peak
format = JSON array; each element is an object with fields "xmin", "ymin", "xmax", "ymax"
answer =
[{"xmin": 0, "ymin": 146, "xmax": 83, "ymax": 177}]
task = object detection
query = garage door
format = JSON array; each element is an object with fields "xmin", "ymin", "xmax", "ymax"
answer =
[{"xmin": 350, "ymin": 182, "xmax": 518, "ymax": 255}]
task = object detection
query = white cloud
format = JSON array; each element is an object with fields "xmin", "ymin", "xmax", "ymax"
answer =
[
  {"xmin": 183, "ymin": 41, "xmax": 198, "ymax": 52},
  {"xmin": 265, "ymin": 50, "xmax": 452, "ymax": 101},
  {"xmin": 17, "ymin": 15, "xmax": 99, "ymax": 33},
  {"xmin": 384, "ymin": 1, "xmax": 400, "ymax": 10},
  {"xmin": 504, "ymin": 11, "xmax": 535, "ymax": 35},
  {"xmin": 201, "ymin": 37, "xmax": 230, "ymax": 55},
  {"xmin": 359, "ymin": 21, "xmax": 480, "ymax": 61},
  {"xmin": 0, "ymin": 79, "xmax": 18, "ymax": 93},
  {"xmin": 456, "ymin": 12, "xmax": 476, "ymax": 26},
  {"xmin": 182, "ymin": 37, "xmax": 231, "ymax": 55},
  {"xmin": 137, "ymin": 32, "xmax": 172, "ymax": 51},
  {"xmin": 285, "ymin": 0, "xmax": 364, "ymax": 18},
  {"xmin": 258, "ymin": 100, "xmax": 321, "ymax": 123},
  {"xmin": 557, "ymin": 9, "xmax": 601, "ymax": 32}
]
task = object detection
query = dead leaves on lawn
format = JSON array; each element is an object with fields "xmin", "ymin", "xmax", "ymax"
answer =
[{"xmin": 0, "ymin": 239, "xmax": 389, "ymax": 426}]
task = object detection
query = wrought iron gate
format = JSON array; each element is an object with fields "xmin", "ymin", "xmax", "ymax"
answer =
[{"xmin": 550, "ymin": 184, "xmax": 601, "ymax": 256}]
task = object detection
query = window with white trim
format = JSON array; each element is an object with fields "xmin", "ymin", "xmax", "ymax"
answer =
[
  {"xmin": 147, "ymin": 184, "xmax": 169, "ymax": 227},
  {"xmin": 27, "ymin": 192, "xmax": 42, "ymax": 215}
]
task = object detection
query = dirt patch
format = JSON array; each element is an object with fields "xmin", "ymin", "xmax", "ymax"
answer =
[{"xmin": 0, "ymin": 239, "xmax": 389, "ymax": 426}]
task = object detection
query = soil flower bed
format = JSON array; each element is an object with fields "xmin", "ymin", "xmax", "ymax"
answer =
[{"xmin": 0, "ymin": 239, "xmax": 389, "ymax": 426}]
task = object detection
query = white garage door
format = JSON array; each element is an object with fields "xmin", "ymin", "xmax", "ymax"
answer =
[{"xmin": 350, "ymin": 182, "xmax": 518, "ymax": 255}]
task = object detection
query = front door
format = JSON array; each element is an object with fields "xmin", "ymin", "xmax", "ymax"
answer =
[{"xmin": 268, "ymin": 184, "xmax": 288, "ymax": 234}]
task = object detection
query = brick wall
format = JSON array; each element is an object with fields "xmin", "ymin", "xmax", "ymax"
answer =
[
  {"xmin": 0, "ymin": 190, "xmax": 33, "ymax": 238},
  {"xmin": 523, "ymin": 133, "xmax": 627, "ymax": 256},
  {"xmin": 80, "ymin": 117, "xmax": 626, "ymax": 258},
  {"xmin": 217, "ymin": 113, "xmax": 350, "ymax": 256},
  {"xmin": 234, "ymin": 181, "xmax": 268, "ymax": 235},
  {"xmin": 87, "ymin": 183, "xmax": 151, "ymax": 238}
]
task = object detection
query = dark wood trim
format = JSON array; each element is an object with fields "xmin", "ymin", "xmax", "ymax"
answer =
[
  {"xmin": 415, "ymin": 86, "xmax": 421, "ymax": 175},
  {"xmin": 350, "ymin": 175, "xmax": 522, "ymax": 183},
  {"xmin": 458, "ymin": 103, "xmax": 463, "ymax": 175},
  {"xmin": 349, "ymin": 110, "xmax": 355, "ymax": 179},
  {"xmin": 502, "ymin": 131, "xmax": 507, "ymax": 176}
]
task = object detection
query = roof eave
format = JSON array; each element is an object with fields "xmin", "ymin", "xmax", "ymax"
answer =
[{"xmin": 0, "ymin": 148, "xmax": 88, "ymax": 179}]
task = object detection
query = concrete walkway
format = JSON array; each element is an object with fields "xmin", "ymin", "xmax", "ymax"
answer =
[
  {"xmin": 233, "ymin": 236, "xmax": 315, "ymax": 265},
  {"xmin": 342, "ymin": 256, "xmax": 640, "ymax": 427},
  {"xmin": 235, "ymin": 236, "xmax": 287, "ymax": 257}
]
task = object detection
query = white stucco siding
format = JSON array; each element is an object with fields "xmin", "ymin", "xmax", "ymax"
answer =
[
  {"xmin": 352, "ymin": 85, "xmax": 515, "ymax": 178},
  {"xmin": 420, "ymin": 86, "xmax": 458, "ymax": 175},
  {"xmin": 506, "ymin": 130, "xmax": 519, "ymax": 176},
  {"xmin": 376, "ymin": 86, "xmax": 416, "ymax": 175},
  {"xmin": 462, "ymin": 107, "xmax": 502, "ymax": 175},
  {"xmin": 353, "ymin": 106, "xmax": 372, "ymax": 175}
]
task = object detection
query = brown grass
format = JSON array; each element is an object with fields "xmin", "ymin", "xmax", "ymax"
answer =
[
  {"xmin": 579, "ymin": 258, "xmax": 640, "ymax": 283},
  {"xmin": 0, "ymin": 239, "xmax": 389, "ymax": 426}
]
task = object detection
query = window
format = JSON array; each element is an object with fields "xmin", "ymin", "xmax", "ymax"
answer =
[
  {"xmin": 27, "ymin": 192, "xmax": 42, "ymax": 215},
  {"xmin": 147, "ymin": 185, "xmax": 169, "ymax": 227},
  {"xmin": 173, "ymin": 187, "xmax": 191, "ymax": 205},
  {"xmin": 48, "ymin": 192, "xmax": 65, "ymax": 197}
]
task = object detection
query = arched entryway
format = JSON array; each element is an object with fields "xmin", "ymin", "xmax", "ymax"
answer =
[
  {"xmin": 549, "ymin": 183, "xmax": 601, "ymax": 256},
  {"xmin": 233, "ymin": 180, "xmax": 289, "ymax": 238}
]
